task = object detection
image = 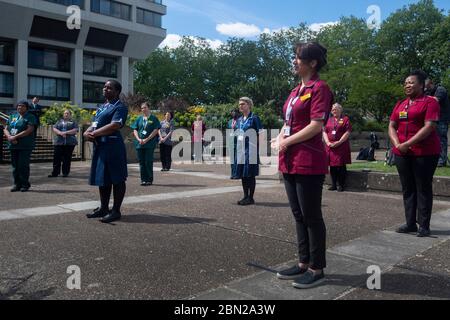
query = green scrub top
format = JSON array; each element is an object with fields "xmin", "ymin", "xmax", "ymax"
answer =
[
  {"xmin": 6, "ymin": 112, "xmax": 37, "ymax": 150},
  {"xmin": 131, "ymin": 114, "xmax": 161, "ymax": 149}
]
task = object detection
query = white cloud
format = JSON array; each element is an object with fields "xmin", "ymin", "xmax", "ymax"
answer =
[
  {"xmin": 159, "ymin": 34, "xmax": 223, "ymax": 50},
  {"xmin": 309, "ymin": 21, "xmax": 338, "ymax": 32},
  {"xmin": 216, "ymin": 22, "xmax": 262, "ymax": 38}
]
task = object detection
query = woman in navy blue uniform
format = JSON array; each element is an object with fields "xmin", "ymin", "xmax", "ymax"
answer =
[
  {"xmin": 235, "ymin": 97, "xmax": 263, "ymax": 206},
  {"xmin": 84, "ymin": 80, "xmax": 128, "ymax": 223}
]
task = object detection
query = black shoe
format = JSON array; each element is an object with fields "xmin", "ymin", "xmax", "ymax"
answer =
[
  {"xmin": 337, "ymin": 186, "xmax": 345, "ymax": 192},
  {"xmin": 239, "ymin": 198, "xmax": 255, "ymax": 206},
  {"xmin": 417, "ymin": 227, "xmax": 431, "ymax": 238},
  {"xmin": 62, "ymin": 174, "xmax": 69, "ymax": 178},
  {"xmin": 141, "ymin": 181, "xmax": 147, "ymax": 186},
  {"xmin": 100, "ymin": 210, "xmax": 121, "ymax": 223},
  {"xmin": 328, "ymin": 186, "xmax": 337, "ymax": 191},
  {"xmin": 396, "ymin": 224, "xmax": 418, "ymax": 234},
  {"xmin": 292, "ymin": 270, "xmax": 325, "ymax": 289},
  {"xmin": 277, "ymin": 265, "xmax": 309, "ymax": 280},
  {"xmin": 237, "ymin": 197, "xmax": 248, "ymax": 205},
  {"xmin": 86, "ymin": 207, "xmax": 109, "ymax": 219},
  {"xmin": 146, "ymin": 181, "xmax": 153, "ymax": 186},
  {"xmin": 48, "ymin": 174, "xmax": 58, "ymax": 178},
  {"xmin": 20, "ymin": 187, "xmax": 30, "ymax": 192},
  {"xmin": 10, "ymin": 185, "xmax": 21, "ymax": 192}
]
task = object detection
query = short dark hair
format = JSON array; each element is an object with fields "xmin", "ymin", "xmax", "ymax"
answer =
[
  {"xmin": 294, "ymin": 42, "xmax": 328, "ymax": 72},
  {"xmin": 17, "ymin": 100, "xmax": 30, "ymax": 110},
  {"xmin": 408, "ymin": 70, "xmax": 428, "ymax": 90},
  {"xmin": 107, "ymin": 79, "xmax": 122, "ymax": 94}
]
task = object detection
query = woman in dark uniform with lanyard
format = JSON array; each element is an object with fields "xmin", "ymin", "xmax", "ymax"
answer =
[
  {"xmin": 274, "ymin": 42, "xmax": 333, "ymax": 288},
  {"xmin": 48, "ymin": 109, "xmax": 79, "ymax": 178},
  {"xmin": 84, "ymin": 80, "xmax": 128, "ymax": 223},
  {"xmin": 131, "ymin": 102, "xmax": 160, "ymax": 186},
  {"xmin": 235, "ymin": 97, "xmax": 262, "ymax": 206},
  {"xmin": 3, "ymin": 100, "xmax": 37, "ymax": 192},
  {"xmin": 323, "ymin": 103, "xmax": 352, "ymax": 192},
  {"xmin": 389, "ymin": 70, "xmax": 441, "ymax": 238}
]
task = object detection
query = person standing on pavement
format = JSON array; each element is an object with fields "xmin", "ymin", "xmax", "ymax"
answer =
[
  {"xmin": 3, "ymin": 100, "xmax": 37, "ymax": 192},
  {"xmin": 228, "ymin": 109, "xmax": 240, "ymax": 179},
  {"xmin": 425, "ymin": 78, "xmax": 449, "ymax": 167},
  {"xmin": 389, "ymin": 70, "xmax": 441, "ymax": 238},
  {"xmin": 84, "ymin": 80, "xmax": 128, "ymax": 223},
  {"xmin": 323, "ymin": 103, "xmax": 352, "ymax": 192},
  {"xmin": 48, "ymin": 109, "xmax": 79, "ymax": 178},
  {"xmin": 235, "ymin": 97, "xmax": 263, "ymax": 206},
  {"xmin": 29, "ymin": 97, "xmax": 43, "ymax": 137},
  {"xmin": 159, "ymin": 112, "xmax": 175, "ymax": 172},
  {"xmin": 131, "ymin": 102, "xmax": 160, "ymax": 186},
  {"xmin": 274, "ymin": 42, "xmax": 333, "ymax": 289}
]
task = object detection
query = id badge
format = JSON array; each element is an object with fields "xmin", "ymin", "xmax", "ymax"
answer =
[
  {"xmin": 284, "ymin": 126, "xmax": 291, "ymax": 137},
  {"xmin": 332, "ymin": 130, "xmax": 337, "ymax": 135},
  {"xmin": 399, "ymin": 111, "xmax": 408, "ymax": 120},
  {"xmin": 10, "ymin": 128, "xmax": 18, "ymax": 136},
  {"xmin": 92, "ymin": 122, "xmax": 98, "ymax": 129},
  {"xmin": 141, "ymin": 130, "xmax": 148, "ymax": 136},
  {"xmin": 238, "ymin": 135, "xmax": 244, "ymax": 142}
]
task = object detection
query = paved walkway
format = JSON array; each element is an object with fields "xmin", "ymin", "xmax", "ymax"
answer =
[{"xmin": 0, "ymin": 161, "xmax": 449, "ymax": 300}]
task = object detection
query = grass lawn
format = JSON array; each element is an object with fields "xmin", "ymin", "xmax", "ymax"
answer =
[{"xmin": 349, "ymin": 160, "xmax": 450, "ymax": 177}]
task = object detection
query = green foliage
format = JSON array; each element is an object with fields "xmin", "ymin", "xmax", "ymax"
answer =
[
  {"xmin": 134, "ymin": 1, "xmax": 449, "ymax": 130},
  {"xmin": 41, "ymin": 102, "xmax": 92, "ymax": 125}
]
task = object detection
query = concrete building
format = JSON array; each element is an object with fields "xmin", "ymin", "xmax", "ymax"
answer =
[{"xmin": 0, "ymin": 0, "xmax": 166, "ymax": 113}]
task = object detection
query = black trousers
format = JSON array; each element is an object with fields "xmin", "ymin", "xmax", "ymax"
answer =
[
  {"xmin": 11, "ymin": 149, "xmax": 32, "ymax": 188},
  {"xmin": 283, "ymin": 174, "xmax": 326, "ymax": 270},
  {"xmin": 330, "ymin": 166, "xmax": 347, "ymax": 188},
  {"xmin": 160, "ymin": 144, "xmax": 173, "ymax": 170},
  {"xmin": 395, "ymin": 155, "xmax": 439, "ymax": 230},
  {"xmin": 52, "ymin": 145, "xmax": 75, "ymax": 176}
]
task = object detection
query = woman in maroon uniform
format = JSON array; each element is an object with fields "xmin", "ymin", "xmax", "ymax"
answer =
[
  {"xmin": 274, "ymin": 42, "xmax": 333, "ymax": 289},
  {"xmin": 323, "ymin": 103, "xmax": 352, "ymax": 192},
  {"xmin": 389, "ymin": 70, "xmax": 441, "ymax": 238}
]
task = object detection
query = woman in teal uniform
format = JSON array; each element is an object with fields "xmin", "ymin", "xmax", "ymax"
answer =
[
  {"xmin": 235, "ymin": 97, "xmax": 263, "ymax": 206},
  {"xmin": 3, "ymin": 100, "xmax": 37, "ymax": 192},
  {"xmin": 84, "ymin": 80, "xmax": 128, "ymax": 223},
  {"xmin": 131, "ymin": 102, "xmax": 160, "ymax": 186}
]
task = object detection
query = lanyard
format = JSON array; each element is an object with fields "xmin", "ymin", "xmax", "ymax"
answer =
[
  {"xmin": 240, "ymin": 114, "xmax": 252, "ymax": 131},
  {"xmin": 285, "ymin": 87, "xmax": 302, "ymax": 124},
  {"xmin": 11, "ymin": 115, "xmax": 22, "ymax": 128},
  {"xmin": 96, "ymin": 99, "xmax": 120, "ymax": 117}
]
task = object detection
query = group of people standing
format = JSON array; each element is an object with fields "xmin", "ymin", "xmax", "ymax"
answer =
[{"xmin": 2, "ymin": 39, "xmax": 448, "ymax": 289}]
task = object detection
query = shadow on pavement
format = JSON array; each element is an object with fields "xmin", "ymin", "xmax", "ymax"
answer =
[
  {"xmin": 0, "ymin": 274, "xmax": 56, "ymax": 300},
  {"xmin": 120, "ymin": 214, "xmax": 216, "ymax": 225}
]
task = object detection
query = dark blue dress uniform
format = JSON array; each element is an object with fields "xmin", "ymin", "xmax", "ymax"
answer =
[
  {"xmin": 89, "ymin": 100, "xmax": 128, "ymax": 186},
  {"xmin": 234, "ymin": 112, "xmax": 263, "ymax": 178}
]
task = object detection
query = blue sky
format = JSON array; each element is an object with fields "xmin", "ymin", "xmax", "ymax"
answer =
[{"xmin": 161, "ymin": 0, "xmax": 450, "ymax": 48}]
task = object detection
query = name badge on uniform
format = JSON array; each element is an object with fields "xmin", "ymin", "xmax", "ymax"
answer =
[
  {"xmin": 92, "ymin": 122, "xmax": 98, "ymax": 129},
  {"xmin": 300, "ymin": 93, "xmax": 312, "ymax": 102},
  {"xmin": 141, "ymin": 130, "xmax": 148, "ymax": 136},
  {"xmin": 10, "ymin": 128, "xmax": 18, "ymax": 136},
  {"xmin": 332, "ymin": 130, "xmax": 337, "ymax": 135},
  {"xmin": 399, "ymin": 111, "xmax": 408, "ymax": 120},
  {"xmin": 339, "ymin": 120, "xmax": 344, "ymax": 125},
  {"xmin": 284, "ymin": 126, "xmax": 291, "ymax": 137}
]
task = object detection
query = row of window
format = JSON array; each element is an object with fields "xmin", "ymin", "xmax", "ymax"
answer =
[
  {"xmin": 0, "ymin": 72, "xmax": 107, "ymax": 103},
  {"xmin": 43, "ymin": 0, "xmax": 85, "ymax": 9}
]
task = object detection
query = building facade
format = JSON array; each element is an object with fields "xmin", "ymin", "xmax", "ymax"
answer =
[{"xmin": 0, "ymin": 0, "xmax": 166, "ymax": 113}]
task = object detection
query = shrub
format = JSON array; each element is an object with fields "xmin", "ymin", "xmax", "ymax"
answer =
[{"xmin": 40, "ymin": 102, "xmax": 92, "ymax": 125}]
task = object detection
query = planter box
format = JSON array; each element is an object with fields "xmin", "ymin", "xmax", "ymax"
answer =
[{"xmin": 325, "ymin": 170, "xmax": 450, "ymax": 197}]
